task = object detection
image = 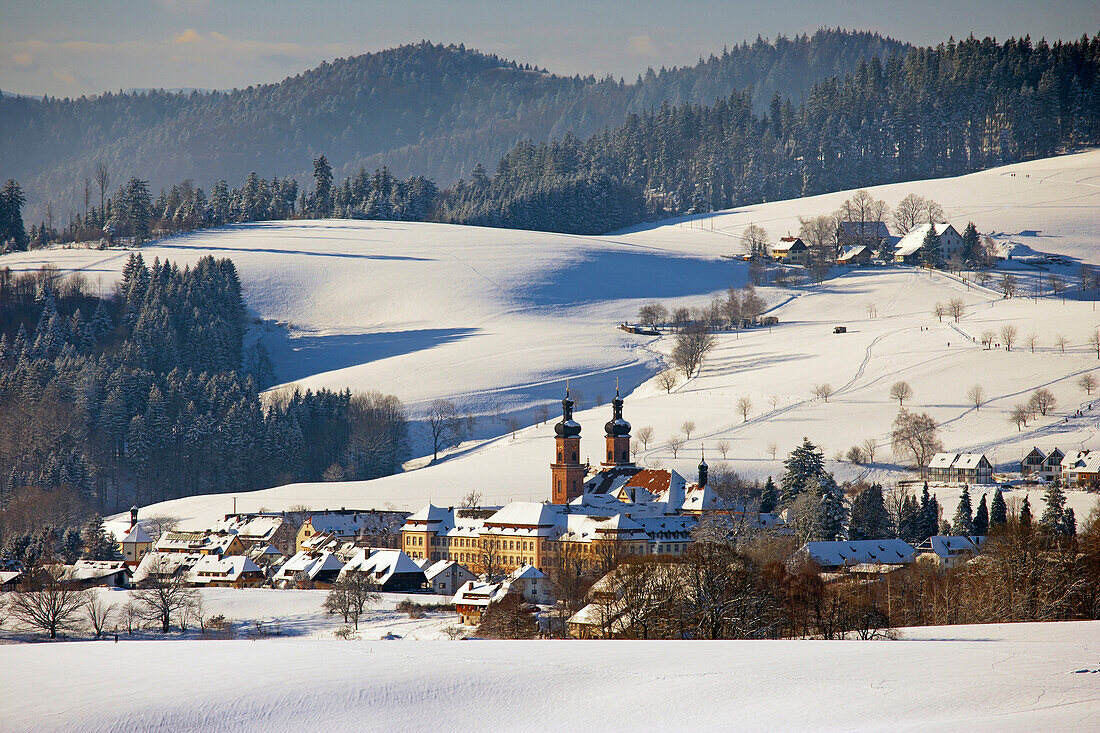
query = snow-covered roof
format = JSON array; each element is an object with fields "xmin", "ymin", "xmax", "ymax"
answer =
[
  {"xmin": 342, "ymin": 549, "xmax": 425, "ymax": 585},
  {"xmin": 191, "ymin": 554, "xmax": 262, "ymax": 582},
  {"xmin": 121, "ymin": 524, "xmax": 154, "ymax": 544},
  {"xmin": 274, "ymin": 550, "xmax": 344, "ymax": 581},
  {"xmin": 1061, "ymin": 450, "xmax": 1100, "ymax": 472},
  {"xmin": 894, "ymin": 222, "xmax": 960, "ymax": 257},
  {"xmin": 406, "ymin": 503, "xmax": 451, "ymax": 524},
  {"xmin": 919, "ymin": 536, "xmax": 984, "ymax": 558},
  {"xmin": 929, "ymin": 452, "xmax": 960, "ymax": 469},
  {"xmin": 953, "ymin": 453, "xmax": 988, "ymax": 470},
  {"xmin": 0, "ymin": 570, "xmax": 22, "ymax": 585},
  {"xmin": 486, "ymin": 502, "xmax": 566, "ymax": 528},
  {"xmin": 68, "ymin": 560, "xmax": 131, "ymax": 581},
  {"xmin": 798, "ymin": 540, "xmax": 916, "ymax": 568},
  {"xmin": 838, "ymin": 245, "xmax": 869, "ymax": 260},
  {"xmin": 453, "ymin": 580, "xmax": 507, "ymax": 607},
  {"xmin": 770, "ymin": 238, "xmax": 806, "ymax": 252},
  {"xmin": 304, "ymin": 510, "xmax": 407, "ymax": 536},
  {"xmin": 132, "ymin": 552, "xmax": 203, "ymax": 583},
  {"xmin": 507, "ymin": 564, "xmax": 546, "ymax": 582},
  {"xmin": 425, "ymin": 559, "xmax": 474, "ymax": 582}
]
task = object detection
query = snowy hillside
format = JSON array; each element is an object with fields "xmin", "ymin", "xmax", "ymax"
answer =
[
  {"xmin": 3, "ymin": 151, "xmax": 1100, "ymax": 528},
  {"xmin": 2, "ymin": 620, "xmax": 1097, "ymax": 732}
]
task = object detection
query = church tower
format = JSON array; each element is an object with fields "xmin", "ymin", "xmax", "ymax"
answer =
[
  {"xmin": 551, "ymin": 390, "xmax": 585, "ymax": 504},
  {"xmin": 602, "ymin": 387, "xmax": 633, "ymax": 467}
]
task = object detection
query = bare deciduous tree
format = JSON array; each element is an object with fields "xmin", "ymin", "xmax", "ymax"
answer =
[
  {"xmin": 1000, "ymin": 273, "xmax": 1017, "ymax": 298},
  {"xmin": 1055, "ymin": 335, "xmax": 1069, "ymax": 354},
  {"xmin": 846, "ymin": 445, "xmax": 865, "ymax": 464},
  {"xmin": 890, "ymin": 409, "xmax": 942, "ymax": 470},
  {"xmin": 948, "ymin": 297, "xmax": 964, "ymax": 322},
  {"xmin": 766, "ymin": 441, "xmax": 778, "ymax": 460},
  {"xmin": 1025, "ymin": 333, "xmax": 1039, "ymax": 352},
  {"xmin": 768, "ymin": 394, "xmax": 780, "ymax": 411},
  {"xmin": 736, "ymin": 396, "xmax": 752, "ymax": 422},
  {"xmin": 932, "ymin": 303, "xmax": 947, "ymax": 322},
  {"xmin": 426, "ymin": 399, "xmax": 465, "ymax": 461},
  {"xmin": 460, "ymin": 490, "xmax": 483, "ymax": 507},
  {"xmin": 84, "ymin": 594, "xmax": 115, "ymax": 638},
  {"xmin": 981, "ymin": 330, "xmax": 996, "ymax": 349},
  {"xmin": 1078, "ymin": 373, "xmax": 1097, "ymax": 396},
  {"xmin": 681, "ymin": 421, "xmax": 696, "ymax": 440},
  {"xmin": 94, "ymin": 162, "xmax": 110, "ymax": 215},
  {"xmin": 813, "ymin": 383, "xmax": 834, "ymax": 403},
  {"xmin": 1000, "ymin": 324, "xmax": 1018, "ymax": 351},
  {"xmin": 1089, "ymin": 331, "xmax": 1100, "ymax": 359},
  {"xmin": 131, "ymin": 557, "xmax": 199, "ymax": 633},
  {"xmin": 740, "ymin": 224, "xmax": 769, "ymax": 259},
  {"xmin": 890, "ymin": 381, "xmax": 913, "ymax": 406},
  {"xmin": 861, "ymin": 437, "xmax": 877, "ymax": 463},
  {"xmin": 656, "ymin": 369, "xmax": 679, "ymax": 394},
  {"xmin": 667, "ymin": 435, "xmax": 685, "ymax": 458},
  {"xmin": 1010, "ymin": 404, "xmax": 1032, "ymax": 430},
  {"xmin": 6, "ymin": 567, "xmax": 89, "ymax": 638},
  {"xmin": 323, "ymin": 574, "xmax": 380, "ymax": 629},
  {"xmin": 672, "ymin": 324, "xmax": 717, "ymax": 379},
  {"xmin": 1028, "ymin": 388, "xmax": 1056, "ymax": 416},
  {"xmin": 967, "ymin": 384, "xmax": 986, "ymax": 411},
  {"xmin": 637, "ymin": 302, "xmax": 668, "ymax": 327},
  {"xmin": 716, "ymin": 440, "xmax": 730, "ymax": 459},
  {"xmin": 893, "ymin": 193, "xmax": 943, "ymax": 234},
  {"xmin": 636, "ymin": 426, "xmax": 654, "ymax": 449}
]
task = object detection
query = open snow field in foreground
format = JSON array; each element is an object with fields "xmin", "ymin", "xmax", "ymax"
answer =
[{"xmin": 1, "ymin": 621, "xmax": 1096, "ymax": 732}]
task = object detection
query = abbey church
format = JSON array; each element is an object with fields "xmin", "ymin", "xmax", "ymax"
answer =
[{"xmin": 401, "ymin": 389, "xmax": 764, "ymax": 575}]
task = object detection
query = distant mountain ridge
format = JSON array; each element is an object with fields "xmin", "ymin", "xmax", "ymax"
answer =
[{"xmin": 0, "ymin": 29, "xmax": 907, "ymax": 217}]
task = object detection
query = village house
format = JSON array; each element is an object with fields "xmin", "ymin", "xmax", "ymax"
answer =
[
  {"xmin": 1060, "ymin": 450, "xmax": 1100, "ymax": 488},
  {"xmin": 892, "ymin": 222, "xmax": 965, "ymax": 264},
  {"xmin": 214, "ymin": 513, "xmax": 300, "ymax": 556},
  {"xmin": 791, "ymin": 540, "xmax": 916, "ymax": 572},
  {"xmin": 154, "ymin": 529, "xmax": 247, "ymax": 557},
  {"xmin": 272, "ymin": 550, "xmax": 345, "ymax": 588},
  {"xmin": 926, "ymin": 452, "xmax": 994, "ymax": 484},
  {"xmin": 453, "ymin": 580, "xmax": 508, "ymax": 625},
  {"xmin": 63, "ymin": 559, "xmax": 133, "ymax": 588},
  {"xmin": 1020, "ymin": 447, "xmax": 1065, "ymax": 481},
  {"xmin": 916, "ymin": 536, "xmax": 985, "ymax": 569},
  {"xmin": 0, "ymin": 570, "xmax": 22, "ymax": 591},
  {"xmin": 190, "ymin": 555, "xmax": 266, "ymax": 588},
  {"xmin": 295, "ymin": 509, "xmax": 409, "ymax": 553},
  {"xmin": 768, "ymin": 236, "xmax": 809, "ymax": 265},
  {"xmin": 132, "ymin": 551, "xmax": 204, "ymax": 584},
  {"xmin": 424, "ymin": 560, "xmax": 476, "ymax": 596},
  {"xmin": 340, "ymin": 548, "xmax": 427, "ymax": 592},
  {"xmin": 837, "ymin": 245, "xmax": 872, "ymax": 266}
]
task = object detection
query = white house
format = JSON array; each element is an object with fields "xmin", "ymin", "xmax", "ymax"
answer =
[
  {"xmin": 503, "ymin": 564, "xmax": 553, "ymax": 605},
  {"xmin": 893, "ymin": 223, "xmax": 965, "ymax": 264},
  {"xmin": 424, "ymin": 560, "xmax": 476, "ymax": 596},
  {"xmin": 1061, "ymin": 450, "xmax": 1100, "ymax": 487}
]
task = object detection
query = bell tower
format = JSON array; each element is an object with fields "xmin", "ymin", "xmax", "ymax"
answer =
[
  {"xmin": 602, "ymin": 386, "xmax": 633, "ymax": 467},
  {"xmin": 551, "ymin": 390, "xmax": 585, "ymax": 504}
]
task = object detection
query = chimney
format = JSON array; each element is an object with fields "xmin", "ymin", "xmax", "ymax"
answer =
[{"xmin": 129, "ymin": 506, "xmax": 139, "ymax": 531}]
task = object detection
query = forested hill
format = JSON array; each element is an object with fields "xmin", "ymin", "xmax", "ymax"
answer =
[{"xmin": 1, "ymin": 29, "xmax": 906, "ymax": 218}]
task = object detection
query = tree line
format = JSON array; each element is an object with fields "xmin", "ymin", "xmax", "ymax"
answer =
[{"xmin": 0, "ymin": 257, "xmax": 409, "ymax": 555}]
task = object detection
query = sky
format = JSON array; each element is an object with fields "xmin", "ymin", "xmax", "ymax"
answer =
[{"xmin": 2, "ymin": 0, "xmax": 1098, "ymax": 97}]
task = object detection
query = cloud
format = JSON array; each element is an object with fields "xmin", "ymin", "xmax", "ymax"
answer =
[
  {"xmin": 628, "ymin": 35, "xmax": 658, "ymax": 57},
  {"xmin": 172, "ymin": 29, "xmax": 202, "ymax": 44}
]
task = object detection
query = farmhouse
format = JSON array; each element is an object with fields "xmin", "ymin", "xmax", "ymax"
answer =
[
  {"xmin": 424, "ymin": 560, "xmax": 476, "ymax": 596},
  {"xmin": 64, "ymin": 560, "xmax": 133, "ymax": 588},
  {"xmin": 837, "ymin": 245, "xmax": 872, "ymax": 266},
  {"xmin": 893, "ymin": 223, "xmax": 965, "ymax": 264},
  {"xmin": 154, "ymin": 530, "xmax": 246, "ymax": 557},
  {"xmin": 296, "ymin": 509, "xmax": 408, "ymax": 552},
  {"xmin": 769, "ymin": 236, "xmax": 809, "ymax": 265},
  {"xmin": 190, "ymin": 555, "xmax": 266, "ymax": 588}
]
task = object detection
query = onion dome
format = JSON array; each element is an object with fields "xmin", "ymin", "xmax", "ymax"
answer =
[
  {"xmin": 604, "ymin": 387, "xmax": 631, "ymax": 437},
  {"xmin": 555, "ymin": 390, "xmax": 582, "ymax": 437}
]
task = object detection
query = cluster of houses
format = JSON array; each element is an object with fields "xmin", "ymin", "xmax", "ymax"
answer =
[
  {"xmin": 765, "ymin": 220, "xmax": 968, "ymax": 268},
  {"xmin": 1021, "ymin": 447, "xmax": 1100, "ymax": 487}
]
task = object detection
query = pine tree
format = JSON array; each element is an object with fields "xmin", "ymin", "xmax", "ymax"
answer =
[
  {"xmin": 780, "ymin": 437, "xmax": 826, "ymax": 505},
  {"xmin": 973, "ymin": 493, "xmax": 989, "ymax": 536},
  {"xmin": 759, "ymin": 476, "xmax": 777, "ymax": 513},
  {"xmin": 1039, "ymin": 484, "xmax": 1072, "ymax": 536},
  {"xmin": 990, "ymin": 489, "xmax": 1008, "ymax": 526},
  {"xmin": 848, "ymin": 483, "xmax": 892, "ymax": 540},
  {"xmin": 816, "ymin": 481, "xmax": 848, "ymax": 540},
  {"xmin": 960, "ymin": 221, "xmax": 980, "ymax": 265},
  {"xmin": 919, "ymin": 224, "xmax": 942, "ymax": 268},
  {"xmin": 1020, "ymin": 496, "xmax": 1033, "ymax": 527},
  {"xmin": 952, "ymin": 486, "xmax": 975, "ymax": 535},
  {"xmin": 312, "ymin": 155, "xmax": 334, "ymax": 217},
  {"xmin": 80, "ymin": 514, "xmax": 121, "ymax": 560},
  {"xmin": 899, "ymin": 494, "xmax": 922, "ymax": 543}
]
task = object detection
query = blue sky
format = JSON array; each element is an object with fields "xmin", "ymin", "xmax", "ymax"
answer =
[{"xmin": 3, "ymin": 0, "xmax": 1098, "ymax": 97}]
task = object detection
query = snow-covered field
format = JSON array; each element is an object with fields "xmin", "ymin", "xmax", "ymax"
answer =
[
  {"xmin": 3, "ymin": 151, "xmax": 1099, "ymax": 527},
  {"xmin": 1, "ymin": 620, "xmax": 1096, "ymax": 732}
]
